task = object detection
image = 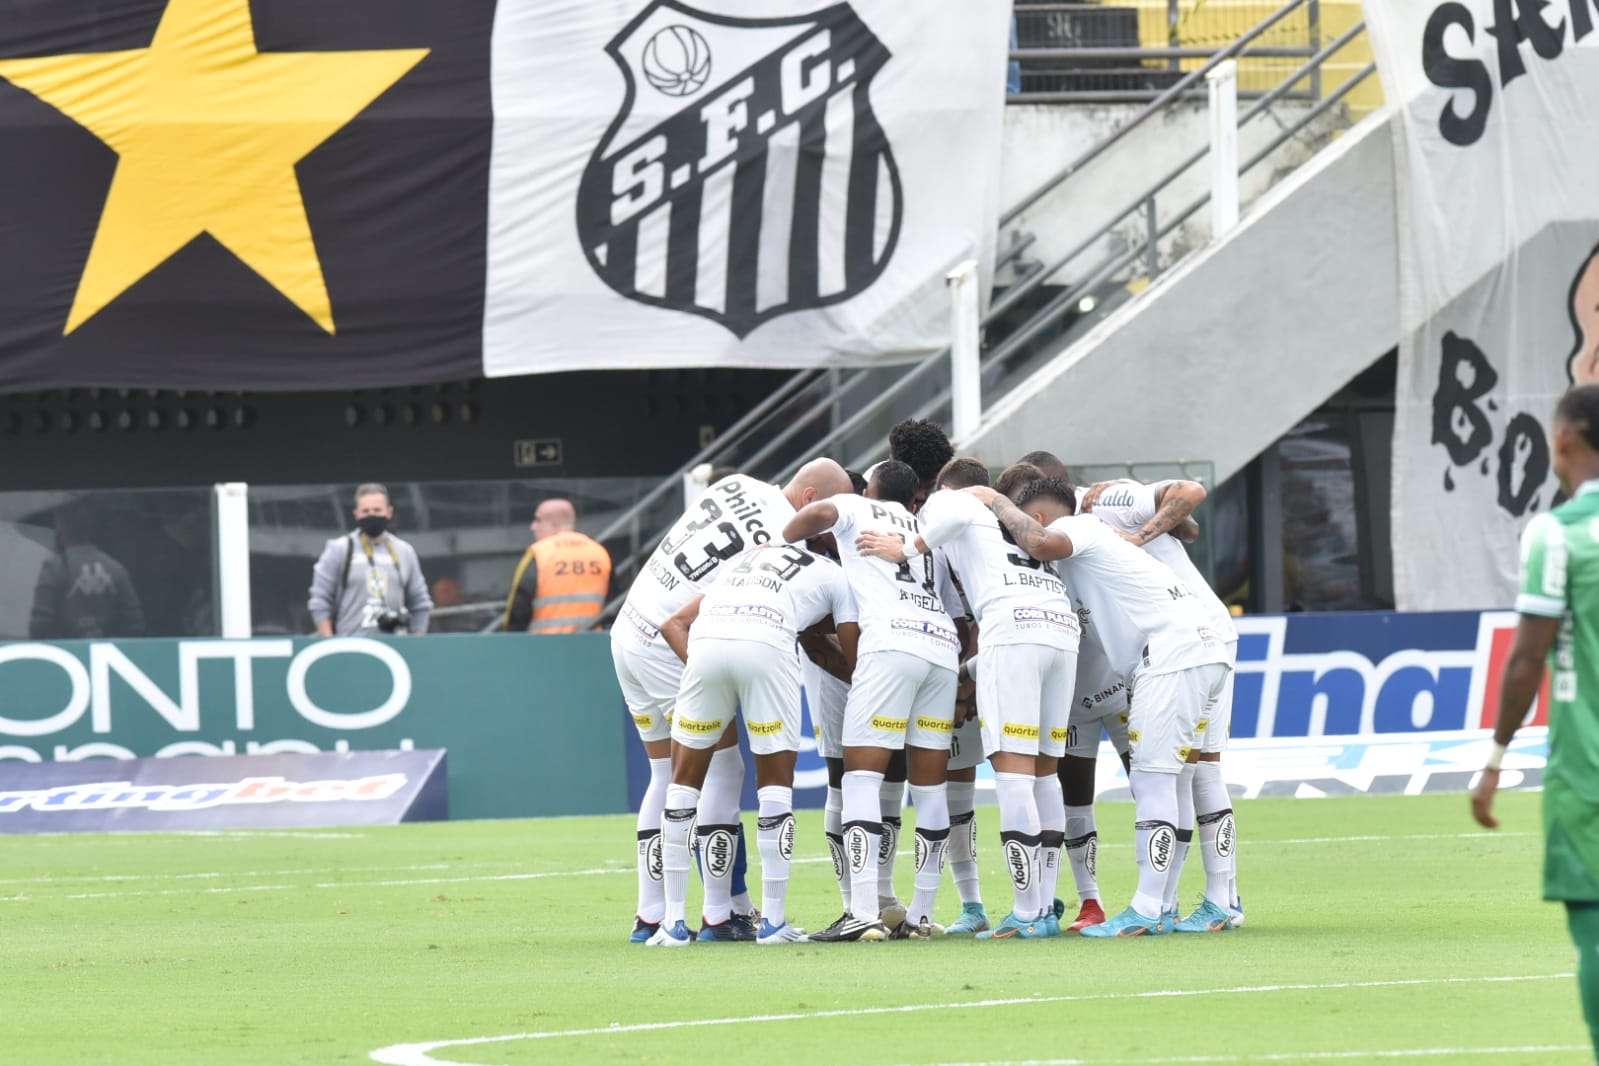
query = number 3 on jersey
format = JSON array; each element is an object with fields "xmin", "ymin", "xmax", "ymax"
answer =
[{"xmin": 894, "ymin": 534, "xmax": 936, "ymax": 594}]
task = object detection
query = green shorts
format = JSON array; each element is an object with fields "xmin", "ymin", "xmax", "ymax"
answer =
[{"xmin": 1543, "ymin": 779, "xmax": 1599, "ymax": 902}]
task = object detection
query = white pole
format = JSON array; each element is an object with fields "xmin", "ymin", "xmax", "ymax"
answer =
[
  {"xmin": 214, "ymin": 482, "xmax": 253, "ymax": 639},
  {"xmin": 948, "ymin": 259, "xmax": 982, "ymax": 443},
  {"xmin": 684, "ymin": 463, "xmax": 713, "ymax": 509},
  {"xmin": 1207, "ymin": 59, "xmax": 1239, "ymax": 239}
]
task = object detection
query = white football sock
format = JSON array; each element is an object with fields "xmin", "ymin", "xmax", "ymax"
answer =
[
  {"xmin": 907, "ymin": 782, "xmax": 949, "ymax": 928},
  {"xmin": 1064, "ymin": 803, "xmax": 1099, "ymax": 904},
  {"xmin": 636, "ymin": 756, "xmax": 670, "ymax": 923},
  {"xmin": 946, "ymin": 779, "xmax": 982, "ymax": 905},
  {"xmin": 661, "ymin": 783, "xmax": 699, "ymax": 928},
  {"xmin": 1163, "ymin": 763, "xmax": 1197, "ymax": 914},
  {"xmin": 696, "ymin": 753, "xmax": 742, "ymax": 926},
  {"xmin": 1129, "ymin": 768, "xmax": 1179, "ymax": 920},
  {"xmin": 1033, "ymin": 773, "xmax": 1066, "ymax": 917},
  {"xmin": 994, "ymin": 770, "xmax": 1043, "ymax": 920},
  {"xmin": 702, "ymin": 746, "xmax": 748, "ymax": 915},
  {"xmin": 825, "ymin": 784, "xmax": 850, "ymax": 912},
  {"xmin": 879, "ymin": 777, "xmax": 904, "ymax": 905},
  {"xmin": 843, "ymin": 770, "xmax": 885, "ymax": 921},
  {"xmin": 756, "ymin": 785, "xmax": 794, "ymax": 928},
  {"xmin": 1194, "ymin": 760, "xmax": 1238, "ymax": 906}
]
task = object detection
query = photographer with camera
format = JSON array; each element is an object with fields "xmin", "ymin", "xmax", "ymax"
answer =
[{"xmin": 307, "ymin": 483, "xmax": 433, "ymax": 637}]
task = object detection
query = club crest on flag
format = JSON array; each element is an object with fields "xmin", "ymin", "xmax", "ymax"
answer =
[{"xmin": 575, "ymin": 0, "xmax": 903, "ymax": 338}]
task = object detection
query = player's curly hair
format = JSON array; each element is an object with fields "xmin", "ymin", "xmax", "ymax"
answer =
[
  {"xmin": 889, "ymin": 419, "xmax": 954, "ymax": 485},
  {"xmin": 869, "ymin": 460, "xmax": 920, "ymax": 508},
  {"xmin": 845, "ymin": 468, "xmax": 868, "ymax": 495}
]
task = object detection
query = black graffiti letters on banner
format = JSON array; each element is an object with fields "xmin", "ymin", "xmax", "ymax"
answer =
[
  {"xmin": 1431, "ymin": 330, "xmax": 1498, "ymax": 465},
  {"xmin": 1431, "ymin": 331, "xmax": 1550, "ymax": 516},
  {"xmin": 1421, "ymin": 0, "xmax": 1593, "ymax": 147}
]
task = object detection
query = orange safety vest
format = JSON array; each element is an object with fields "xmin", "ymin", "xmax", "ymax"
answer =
[{"xmin": 510, "ymin": 531, "xmax": 611, "ymax": 634}]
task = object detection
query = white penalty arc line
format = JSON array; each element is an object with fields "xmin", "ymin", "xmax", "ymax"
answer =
[
  {"xmin": 869, "ymin": 1047, "xmax": 1592, "ymax": 1066},
  {"xmin": 366, "ymin": 973, "xmax": 1575, "ymax": 1066}
]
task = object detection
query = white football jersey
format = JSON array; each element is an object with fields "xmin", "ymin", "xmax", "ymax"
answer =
[
  {"xmin": 919, "ymin": 489, "xmax": 1078, "ymax": 650},
  {"xmin": 828, "ymin": 494, "xmax": 962, "ymax": 668},
  {"xmin": 691, "ymin": 545, "xmax": 858, "ymax": 653},
  {"xmin": 1046, "ymin": 514, "xmax": 1227, "ymax": 677},
  {"xmin": 1079, "ymin": 481, "xmax": 1238, "ymax": 642},
  {"xmin": 623, "ymin": 474, "xmax": 795, "ymax": 624},
  {"xmin": 1072, "ymin": 601, "xmax": 1127, "ymax": 711}
]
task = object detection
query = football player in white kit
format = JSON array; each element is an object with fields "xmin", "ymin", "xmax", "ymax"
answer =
[
  {"xmin": 856, "ymin": 457, "xmax": 1081, "ymax": 939},
  {"xmin": 783, "ymin": 460, "xmax": 965, "ymax": 941},
  {"xmin": 1080, "ymin": 476, "xmax": 1243, "ymax": 931},
  {"xmin": 972, "ymin": 470, "xmax": 1231, "ymax": 938},
  {"xmin": 611, "ymin": 459, "xmax": 853, "ymax": 942},
  {"xmin": 647, "ymin": 543, "xmax": 860, "ymax": 946}
]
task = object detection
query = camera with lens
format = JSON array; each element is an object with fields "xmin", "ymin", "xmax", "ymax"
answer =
[{"xmin": 376, "ymin": 607, "xmax": 411, "ymax": 634}]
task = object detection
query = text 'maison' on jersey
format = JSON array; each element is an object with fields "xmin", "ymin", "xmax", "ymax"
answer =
[
  {"xmin": 918, "ymin": 488, "xmax": 1078, "ymax": 650},
  {"xmin": 624, "ymin": 474, "xmax": 795, "ymax": 624},
  {"xmin": 828, "ymin": 494, "xmax": 961, "ymax": 668},
  {"xmin": 691, "ymin": 545, "xmax": 858, "ymax": 652},
  {"xmin": 1046, "ymin": 514, "xmax": 1226, "ymax": 677}
]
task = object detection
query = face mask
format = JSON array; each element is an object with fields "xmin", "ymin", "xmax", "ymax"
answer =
[{"xmin": 357, "ymin": 515, "xmax": 389, "ymax": 539}]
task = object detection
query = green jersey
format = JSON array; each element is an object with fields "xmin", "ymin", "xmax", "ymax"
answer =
[{"xmin": 1517, "ymin": 481, "xmax": 1599, "ymax": 900}]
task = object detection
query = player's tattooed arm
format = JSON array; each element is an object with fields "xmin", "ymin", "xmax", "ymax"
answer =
[
  {"xmin": 660, "ymin": 595, "xmax": 704, "ymax": 663},
  {"xmin": 963, "ymin": 485, "xmax": 1075, "ymax": 561},
  {"xmin": 782, "ymin": 500, "xmax": 841, "ymax": 544},
  {"xmin": 1128, "ymin": 480, "xmax": 1206, "ymax": 546}
]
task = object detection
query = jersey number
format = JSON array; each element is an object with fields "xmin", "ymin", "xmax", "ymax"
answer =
[
  {"xmin": 669, "ymin": 498, "xmax": 746, "ymax": 582},
  {"xmin": 730, "ymin": 545, "xmax": 813, "ymax": 583},
  {"xmin": 894, "ymin": 535, "xmax": 936, "ymax": 594}
]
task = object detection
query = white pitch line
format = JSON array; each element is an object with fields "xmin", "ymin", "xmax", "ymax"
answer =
[
  {"xmin": 0, "ymin": 867, "xmax": 630, "ymax": 903},
  {"xmin": 868, "ymin": 1047, "xmax": 1591, "ymax": 1066},
  {"xmin": 366, "ymin": 973, "xmax": 1576, "ymax": 1066},
  {"xmin": 0, "ymin": 863, "xmax": 457, "ymax": 888}
]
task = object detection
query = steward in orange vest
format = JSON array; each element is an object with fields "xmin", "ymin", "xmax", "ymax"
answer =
[{"xmin": 504, "ymin": 500, "xmax": 612, "ymax": 633}]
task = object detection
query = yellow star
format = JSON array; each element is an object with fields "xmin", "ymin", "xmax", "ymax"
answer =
[{"xmin": 0, "ymin": 0, "xmax": 428, "ymax": 334}]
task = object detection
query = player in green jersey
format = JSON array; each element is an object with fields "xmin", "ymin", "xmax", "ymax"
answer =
[{"xmin": 1473, "ymin": 383, "xmax": 1599, "ymax": 1065}]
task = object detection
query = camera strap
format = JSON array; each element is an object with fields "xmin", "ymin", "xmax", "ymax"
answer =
[{"xmin": 337, "ymin": 533, "xmax": 405, "ymax": 606}]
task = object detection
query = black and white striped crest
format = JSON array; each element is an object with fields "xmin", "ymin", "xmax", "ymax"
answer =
[{"xmin": 577, "ymin": 1, "xmax": 902, "ymax": 337}]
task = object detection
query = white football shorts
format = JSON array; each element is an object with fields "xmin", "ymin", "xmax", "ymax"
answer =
[
  {"xmin": 843, "ymin": 650, "xmax": 958, "ymax": 751},
  {"xmin": 1067, "ymin": 664, "xmax": 1130, "ymax": 760},
  {"xmin": 1199, "ymin": 640, "xmax": 1238, "ymax": 754},
  {"xmin": 610, "ymin": 604, "xmax": 684, "ymax": 744},
  {"xmin": 673, "ymin": 637, "xmax": 802, "ymax": 756},
  {"xmin": 976, "ymin": 642, "xmax": 1077, "ymax": 759},
  {"xmin": 804, "ymin": 656, "xmax": 849, "ymax": 760},
  {"xmin": 1126, "ymin": 661, "xmax": 1231, "ymax": 774}
]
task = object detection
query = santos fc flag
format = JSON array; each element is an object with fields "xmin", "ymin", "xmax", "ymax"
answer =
[{"xmin": 0, "ymin": 0, "xmax": 1009, "ymax": 391}]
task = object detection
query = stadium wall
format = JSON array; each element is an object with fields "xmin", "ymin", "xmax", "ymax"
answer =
[
  {"xmin": 0, "ymin": 634, "xmax": 628, "ymax": 820},
  {"xmin": 0, "ymin": 609, "xmax": 1544, "ymax": 820}
]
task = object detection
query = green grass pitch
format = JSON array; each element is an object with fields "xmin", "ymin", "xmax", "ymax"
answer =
[{"xmin": 1, "ymin": 790, "xmax": 1589, "ymax": 1065}]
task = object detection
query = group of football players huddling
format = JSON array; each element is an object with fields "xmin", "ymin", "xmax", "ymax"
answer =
[{"xmin": 610, "ymin": 419, "xmax": 1243, "ymax": 945}]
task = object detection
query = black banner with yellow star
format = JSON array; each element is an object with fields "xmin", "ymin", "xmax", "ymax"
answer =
[{"xmin": 0, "ymin": 0, "xmax": 493, "ymax": 391}]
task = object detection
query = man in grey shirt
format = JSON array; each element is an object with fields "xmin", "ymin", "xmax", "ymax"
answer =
[{"xmin": 308, "ymin": 484, "xmax": 433, "ymax": 636}]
